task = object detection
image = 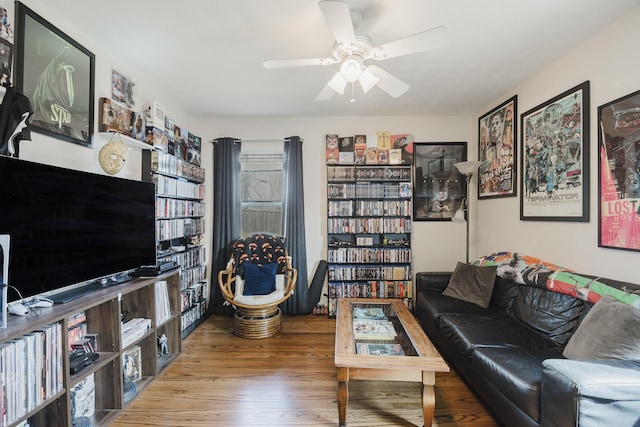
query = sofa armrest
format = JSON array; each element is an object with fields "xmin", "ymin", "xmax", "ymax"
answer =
[
  {"xmin": 415, "ymin": 271, "xmax": 452, "ymax": 294},
  {"xmin": 541, "ymin": 358, "xmax": 640, "ymax": 427}
]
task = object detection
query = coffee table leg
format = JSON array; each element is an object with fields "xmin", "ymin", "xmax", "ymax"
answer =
[
  {"xmin": 422, "ymin": 371, "xmax": 435, "ymax": 427},
  {"xmin": 337, "ymin": 367, "xmax": 349, "ymax": 426}
]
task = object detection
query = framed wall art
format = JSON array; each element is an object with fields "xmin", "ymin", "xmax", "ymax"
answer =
[
  {"xmin": 15, "ymin": 2, "xmax": 95, "ymax": 147},
  {"xmin": 478, "ymin": 95, "xmax": 517, "ymax": 199},
  {"xmin": 520, "ymin": 81, "xmax": 590, "ymax": 221},
  {"xmin": 413, "ymin": 142, "xmax": 467, "ymax": 221},
  {"xmin": 0, "ymin": 37, "xmax": 11, "ymax": 76},
  {"xmin": 598, "ymin": 88, "xmax": 640, "ymax": 252}
]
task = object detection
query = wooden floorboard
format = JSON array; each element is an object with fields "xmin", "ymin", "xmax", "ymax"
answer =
[{"xmin": 111, "ymin": 314, "xmax": 501, "ymax": 427}]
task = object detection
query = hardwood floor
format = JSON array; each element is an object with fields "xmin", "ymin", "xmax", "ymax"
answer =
[{"xmin": 112, "ymin": 314, "xmax": 501, "ymax": 427}]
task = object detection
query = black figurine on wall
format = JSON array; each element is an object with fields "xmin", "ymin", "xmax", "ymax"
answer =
[{"xmin": 0, "ymin": 66, "xmax": 33, "ymax": 158}]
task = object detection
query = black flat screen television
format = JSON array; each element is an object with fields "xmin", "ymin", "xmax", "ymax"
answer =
[{"xmin": 0, "ymin": 155, "xmax": 156, "ymax": 302}]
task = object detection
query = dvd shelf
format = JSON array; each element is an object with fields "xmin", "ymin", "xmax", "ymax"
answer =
[
  {"xmin": 142, "ymin": 150, "xmax": 208, "ymax": 337},
  {"xmin": 0, "ymin": 271, "xmax": 181, "ymax": 427},
  {"xmin": 327, "ymin": 165, "xmax": 413, "ymax": 316}
]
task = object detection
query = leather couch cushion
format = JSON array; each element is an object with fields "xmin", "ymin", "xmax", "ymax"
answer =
[
  {"xmin": 442, "ymin": 262, "xmax": 497, "ymax": 308},
  {"xmin": 489, "ymin": 275, "xmax": 519, "ymax": 315},
  {"xmin": 473, "ymin": 347, "xmax": 564, "ymax": 422},
  {"xmin": 512, "ymin": 286, "xmax": 585, "ymax": 346},
  {"xmin": 416, "ymin": 290, "xmax": 495, "ymax": 326},
  {"xmin": 438, "ymin": 313, "xmax": 558, "ymax": 359}
]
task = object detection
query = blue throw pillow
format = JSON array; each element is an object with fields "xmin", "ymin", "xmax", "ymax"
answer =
[{"xmin": 242, "ymin": 263, "xmax": 277, "ymax": 296}]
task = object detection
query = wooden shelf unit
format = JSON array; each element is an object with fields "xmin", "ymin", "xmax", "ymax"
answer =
[
  {"xmin": 0, "ymin": 271, "xmax": 181, "ymax": 427},
  {"xmin": 141, "ymin": 150, "xmax": 208, "ymax": 337},
  {"xmin": 327, "ymin": 165, "xmax": 413, "ymax": 317}
]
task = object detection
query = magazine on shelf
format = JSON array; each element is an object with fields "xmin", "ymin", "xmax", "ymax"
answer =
[
  {"xmin": 353, "ymin": 319, "xmax": 397, "ymax": 340},
  {"xmin": 352, "ymin": 307, "xmax": 387, "ymax": 320},
  {"xmin": 356, "ymin": 343, "xmax": 404, "ymax": 356}
]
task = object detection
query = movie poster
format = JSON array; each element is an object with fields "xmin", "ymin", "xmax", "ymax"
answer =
[
  {"xmin": 521, "ymin": 82, "xmax": 589, "ymax": 221},
  {"xmin": 598, "ymin": 89, "xmax": 640, "ymax": 251}
]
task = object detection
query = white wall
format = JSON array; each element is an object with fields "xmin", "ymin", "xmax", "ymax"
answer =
[
  {"xmin": 14, "ymin": 2, "xmax": 640, "ymax": 290},
  {"xmin": 475, "ymin": 7, "xmax": 640, "ymax": 283},
  {"xmin": 196, "ymin": 7, "xmax": 640, "ymax": 286},
  {"xmin": 192, "ymin": 115, "xmax": 476, "ymax": 284},
  {"xmin": 15, "ymin": 0, "xmax": 198, "ymax": 177}
]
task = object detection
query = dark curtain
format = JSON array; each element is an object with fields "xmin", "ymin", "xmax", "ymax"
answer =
[
  {"xmin": 208, "ymin": 137, "xmax": 242, "ymax": 314},
  {"xmin": 281, "ymin": 136, "xmax": 309, "ymax": 314}
]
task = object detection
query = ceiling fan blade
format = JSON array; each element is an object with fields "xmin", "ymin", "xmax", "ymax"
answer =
[
  {"xmin": 367, "ymin": 65, "xmax": 409, "ymax": 98},
  {"xmin": 370, "ymin": 26, "xmax": 448, "ymax": 60},
  {"xmin": 263, "ymin": 58, "xmax": 338, "ymax": 68},
  {"xmin": 319, "ymin": 0, "xmax": 356, "ymax": 47},
  {"xmin": 315, "ymin": 83, "xmax": 336, "ymax": 101}
]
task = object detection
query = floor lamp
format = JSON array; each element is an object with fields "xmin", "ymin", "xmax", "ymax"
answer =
[{"xmin": 452, "ymin": 161, "xmax": 485, "ymax": 263}]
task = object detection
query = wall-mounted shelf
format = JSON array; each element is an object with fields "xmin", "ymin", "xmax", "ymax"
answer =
[{"xmin": 98, "ymin": 132, "xmax": 155, "ymax": 151}]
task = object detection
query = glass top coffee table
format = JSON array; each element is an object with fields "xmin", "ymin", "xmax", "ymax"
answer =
[{"xmin": 334, "ymin": 298, "xmax": 449, "ymax": 427}]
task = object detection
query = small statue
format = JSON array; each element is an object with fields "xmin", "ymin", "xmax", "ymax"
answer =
[{"xmin": 158, "ymin": 334, "xmax": 169, "ymax": 355}]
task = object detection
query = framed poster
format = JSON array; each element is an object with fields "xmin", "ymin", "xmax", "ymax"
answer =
[
  {"xmin": 15, "ymin": 2, "xmax": 95, "ymax": 147},
  {"xmin": 520, "ymin": 81, "xmax": 590, "ymax": 221},
  {"xmin": 0, "ymin": 37, "xmax": 11, "ymax": 75},
  {"xmin": 478, "ymin": 96, "xmax": 517, "ymax": 199},
  {"xmin": 598, "ymin": 89, "xmax": 640, "ymax": 252},
  {"xmin": 413, "ymin": 142, "xmax": 467, "ymax": 221}
]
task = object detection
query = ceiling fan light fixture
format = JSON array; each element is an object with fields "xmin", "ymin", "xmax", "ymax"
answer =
[
  {"xmin": 339, "ymin": 55, "xmax": 363, "ymax": 83},
  {"xmin": 328, "ymin": 72, "xmax": 347, "ymax": 94},
  {"xmin": 358, "ymin": 68, "xmax": 379, "ymax": 93}
]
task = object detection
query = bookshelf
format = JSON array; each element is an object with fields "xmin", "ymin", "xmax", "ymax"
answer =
[
  {"xmin": 141, "ymin": 150, "xmax": 208, "ymax": 337},
  {"xmin": 327, "ymin": 165, "xmax": 413, "ymax": 316},
  {"xmin": 0, "ymin": 271, "xmax": 181, "ymax": 427}
]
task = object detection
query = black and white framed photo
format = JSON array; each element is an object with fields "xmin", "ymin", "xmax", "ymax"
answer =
[
  {"xmin": 520, "ymin": 81, "xmax": 590, "ymax": 221},
  {"xmin": 478, "ymin": 96, "xmax": 517, "ymax": 199},
  {"xmin": 413, "ymin": 142, "xmax": 467, "ymax": 221},
  {"xmin": 598, "ymin": 88, "xmax": 640, "ymax": 252},
  {"xmin": 15, "ymin": 2, "xmax": 95, "ymax": 147}
]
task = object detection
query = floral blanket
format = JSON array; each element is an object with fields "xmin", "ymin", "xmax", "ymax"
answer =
[{"xmin": 472, "ymin": 252, "xmax": 640, "ymax": 308}]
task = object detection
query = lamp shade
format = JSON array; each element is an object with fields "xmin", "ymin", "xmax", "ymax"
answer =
[
  {"xmin": 340, "ymin": 56, "xmax": 363, "ymax": 83},
  {"xmin": 454, "ymin": 160, "xmax": 485, "ymax": 176},
  {"xmin": 452, "ymin": 207, "xmax": 466, "ymax": 223},
  {"xmin": 358, "ymin": 68, "xmax": 379, "ymax": 93},
  {"xmin": 328, "ymin": 72, "xmax": 347, "ymax": 95}
]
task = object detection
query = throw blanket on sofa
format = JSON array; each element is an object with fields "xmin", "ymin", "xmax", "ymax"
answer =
[{"xmin": 472, "ymin": 251, "xmax": 640, "ymax": 307}]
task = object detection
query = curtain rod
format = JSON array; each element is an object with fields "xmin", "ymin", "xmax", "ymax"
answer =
[{"xmin": 209, "ymin": 137, "xmax": 303, "ymax": 144}]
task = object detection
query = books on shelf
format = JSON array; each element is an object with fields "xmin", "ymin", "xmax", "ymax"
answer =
[
  {"xmin": 0, "ymin": 323, "xmax": 63, "ymax": 426},
  {"xmin": 353, "ymin": 319, "xmax": 397, "ymax": 340},
  {"xmin": 155, "ymin": 281, "xmax": 171, "ymax": 325},
  {"xmin": 121, "ymin": 318, "xmax": 152, "ymax": 348},
  {"xmin": 356, "ymin": 343, "xmax": 404, "ymax": 356}
]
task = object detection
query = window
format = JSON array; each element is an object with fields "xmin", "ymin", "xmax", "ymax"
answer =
[{"xmin": 240, "ymin": 140, "xmax": 284, "ymax": 236}]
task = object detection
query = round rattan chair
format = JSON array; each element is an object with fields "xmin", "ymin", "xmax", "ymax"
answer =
[{"xmin": 218, "ymin": 233, "xmax": 297, "ymax": 339}]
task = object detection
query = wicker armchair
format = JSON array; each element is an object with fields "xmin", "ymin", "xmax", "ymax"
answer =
[{"xmin": 218, "ymin": 233, "xmax": 297, "ymax": 338}]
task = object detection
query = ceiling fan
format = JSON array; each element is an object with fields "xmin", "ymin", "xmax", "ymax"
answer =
[{"xmin": 262, "ymin": 0, "xmax": 448, "ymax": 101}]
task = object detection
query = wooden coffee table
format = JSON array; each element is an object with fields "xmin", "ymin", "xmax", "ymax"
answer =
[{"xmin": 334, "ymin": 298, "xmax": 449, "ymax": 427}]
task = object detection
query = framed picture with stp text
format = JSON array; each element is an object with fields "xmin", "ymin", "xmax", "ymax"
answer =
[
  {"xmin": 478, "ymin": 96, "xmax": 517, "ymax": 199},
  {"xmin": 598, "ymin": 88, "xmax": 640, "ymax": 252},
  {"xmin": 520, "ymin": 81, "xmax": 590, "ymax": 221},
  {"xmin": 15, "ymin": 2, "xmax": 95, "ymax": 147}
]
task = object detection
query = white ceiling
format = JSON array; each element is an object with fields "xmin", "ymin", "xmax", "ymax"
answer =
[{"xmin": 57, "ymin": 0, "xmax": 639, "ymax": 117}]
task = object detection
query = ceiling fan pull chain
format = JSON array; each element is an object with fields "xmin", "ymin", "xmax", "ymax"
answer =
[{"xmin": 350, "ymin": 82, "xmax": 356, "ymax": 103}]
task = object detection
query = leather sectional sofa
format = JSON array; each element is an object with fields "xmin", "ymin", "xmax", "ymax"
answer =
[{"xmin": 414, "ymin": 252, "xmax": 640, "ymax": 427}]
